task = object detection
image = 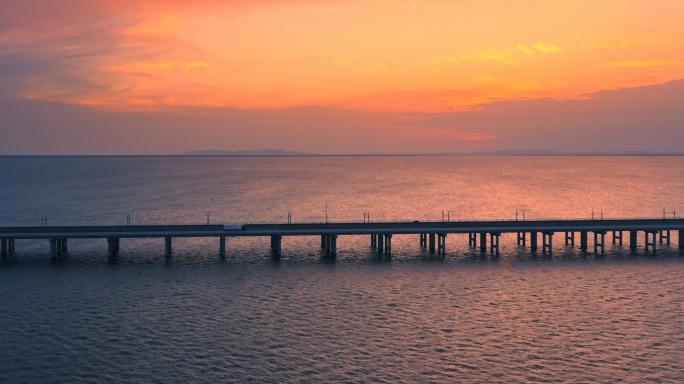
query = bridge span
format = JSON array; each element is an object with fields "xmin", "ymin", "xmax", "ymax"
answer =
[{"xmin": 1, "ymin": 218, "xmax": 683, "ymax": 260}]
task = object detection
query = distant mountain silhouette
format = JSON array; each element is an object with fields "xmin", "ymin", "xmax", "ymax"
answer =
[{"xmin": 182, "ymin": 148, "xmax": 314, "ymax": 156}]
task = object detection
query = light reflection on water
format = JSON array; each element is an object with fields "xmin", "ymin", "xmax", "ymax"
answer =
[{"xmin": 1, "ymin": 156, "xmax": 684, "ymax": 382}]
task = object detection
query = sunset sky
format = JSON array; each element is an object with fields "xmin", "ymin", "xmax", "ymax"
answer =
[{"xmin": 1, "ymin": 0, "xmax": 684, "ymax": 154}]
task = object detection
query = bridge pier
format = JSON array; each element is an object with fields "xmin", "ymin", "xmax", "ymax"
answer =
[
  {"xmin": 612, "ymin": 231, "xmax": 623, "ymax": 245},
  {"xmin": 679, "ymin": 230, "xmax": 684, "ymax": 249},
  {"xmin": 165, "ymin": 237, "xmax": 172, "ymax": 258},
  {"xmin": 530, "ymin": 232, "xmax": 538, "ymax": 251},
  {"xmin": 469, "ymin": 233, "xmax": 477, "ymax": 247},
  {"xmin": 580, "ymin": 231, "xmax": 588, "ymax": 251},
  {"xmin": 543, "ymin": 232, "xmax": 554, "ymax": 254},
  {"xmin": 219, "ymin": 236, "xmax": 226, "ymax": 259},
  {"xmin": 659, "ymin": 230, "xmax": 670, "ymax": 245},
  {"xmin": 565, "ymin": 232, "xmax": 574, "ymax": 246},
  {"xmin": 420, "ymin": 233, "xmax": 426, "ymax": 248},
  {"xmin": 630, "ymin": 230, "xmax": 638, "ymax": 250},
  {"xmin": 437, "ymin": 233, "xmax": 446, "ymax": 255},
  {"xmin": 490, "ymin": 233, "xmax": 500, "ymax": 255},
  {"xmin": 594, "ymin": 231, "xmax": 606, "ymax": 255},
  {"xmin": 107, "ymin": 238, "xmax": 120, "ymax": 260},
  {"xmin": 429, "ymin": 233, "xmax": 435, "ymax": 253},
  {"xmin": 270, "ymin": 235, "xmax": 283, "ymax": 257},
  {"xmin": 322, "ymin": 235, "xmax": 336, "ymax": 257},
  {"xmin": 480, "ymin": 233, "xmax": 487, "ymax": 252},
  {"xmin": 645, "ymin": 231, "xmax": 657, "ymax": 253},
  {"xmin": 377, "ymin": 234, "xmax": 384, "ymax": 252},
  {"xmin": 0, "ymin": 239, "xmax": 13, "ymax": 257},
  {"xmin": 371, "ymin": 234, "xmax": 377, "ymax": 248},
  {"xmin": 384, "ymin": 234, "xmax": 392, "ymax": 255},
  {"xmin": 517, "ymin": 232, "xmax": 526, "ymax": 246}
]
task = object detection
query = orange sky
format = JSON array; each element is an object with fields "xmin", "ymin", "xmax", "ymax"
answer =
[{"xmin": 1, "ymin": 0, "xmax": 684, "ymax": 154}]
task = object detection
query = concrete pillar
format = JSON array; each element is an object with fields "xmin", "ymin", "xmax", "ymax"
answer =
[
  {"xmin": 594, "ymin": 232, "xmax": 605, "ymax": 255},
  {"xmin": 219, "ymin": 236, "xmax": 226, "ymax": 259},
  {"xmin": 565, "ymin": 232, "xmax": 574, "ymax": 246},
  {"xmin": 371, "ymin": 234, "xmax": 377, "ymax": 248},
  {"xmin": 271, "ymin": 235, "xmax": 282, "ymax": 257},
  {"xmin": 469, "ymin": 233, "xmax": 477, "ymax": 247},
  {"xmin": 107, "ymin": 238, "xmax": 120, "ymax": 260},
  {"xmin": 580, "ymin": 231, "xmax": 588, "ymax": 251},
  {"xmin": 420, "ymin": 234, "xmax": 426, "ymax": 248},
  {"xmin": 479, "ymin": 233, "xmax": 487, "ymax": 252},
  {"xmin": 50, "ymin": 238, "xmax": 57, "ymax": 258},
  {"xmin": 378, "ymin": 234, "xmax": 384, "ymax": 252},
  {"xmin": 321, "ymin": 235, "xmax": 326, "ymax": 249},
  {"xmin": 679, "ymin": 230, "xmax": 684, "ymax": 249},
  {"xmin": 517, "ymin": 232, "xmax": 526, "ymax": 246},
  {"xmin": 660, "ymin": 230, "xmax": 671, "ymax": 245},
  {"xmin": 60, "ymin": 238, "xmax": 67, "ymax": 252},
  {"xmin": 384, "ymin": 234, "xmax": 392, "ymax": 255},
  {"xmin": 612, "ymin": 231, "xmax": 623, "ymax": 245},
  {"xmin": 543, "ymin": 232, "xmax": 554, "ymax": 254},
  {"xmin": 530, "ymin": 232, "xmax": 538, "ymax": 251},
  {"xmin": 325, "ymin": 235, "xmax": 336, "ymax": 257},
  {"xmin": 490, "ymin": 233, "xmax": 500, "ymax": 255},
  {"xmin": 630, "ymin": 230, "xmax": 638, "ymax": 250},
  {"xmin": 165, "ymin": 237, "xmax": 172, "ymax": 258},
  {"xmin": 1, "ymin": 239, "xmax": 6, "ymax": 256},
  {"xmin": 437, "ymin": 233, "xmax": 447, "ymax": 255},
  {"xmin": 429, "ymin": 233, "xmax": 435, "ymax": 253},
  {"xmin": 645, "ymin": 232, "xmax": 656, "ymax": 253}
]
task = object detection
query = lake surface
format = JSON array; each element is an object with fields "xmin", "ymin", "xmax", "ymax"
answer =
[{"xmin": 1, "ymin": 156, "xmax": 683, "ymax": 382}]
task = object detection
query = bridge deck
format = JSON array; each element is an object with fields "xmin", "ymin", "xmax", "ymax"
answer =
[{"xmin": 1, "ymin": 219, "xmax": 683, "ymax": 239}]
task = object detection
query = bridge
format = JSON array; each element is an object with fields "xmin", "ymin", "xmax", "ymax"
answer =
[{"xmin": 1, "ymin": 218, "xmax": 683, "ymax": 260}]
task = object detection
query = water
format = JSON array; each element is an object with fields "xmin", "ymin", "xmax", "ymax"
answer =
[{"xmin": 1, "ymin": 156, "xmax": 684, "ymax": 382}]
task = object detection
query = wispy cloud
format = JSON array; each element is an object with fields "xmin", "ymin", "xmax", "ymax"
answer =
[{"xmin": 607, "ymin": 60, "xmax": 684, "ymax": 67}]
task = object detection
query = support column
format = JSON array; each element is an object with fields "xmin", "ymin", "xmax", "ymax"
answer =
[
  {"xmin": 107, "ymin": 238, "xmax": 120, "ymax": 260},
  {"xmin": 630, "ymin": 230, "xmax": 638, "ymax": 250},
  {"xmin": 490, "ymin": 233, "xmax": 500, "ymax": 255},
  {"xmin": 219, "ymin": 236, "xmax": 226, "ymax": 259},
  {"xmin": 371, "ymin": 234, "xmax": 377, "ymax": 248},
  {"xmin": 378, "ymin": 234, "xmax": 384, "ymax": 252},
  {"xmin": 384, "ymin": 234, "xmax": 392, "ymax": 255},
  {"xmin": 530, "ymin": 232, "xmax": 538, "ymax": 251},
  {"xmin": 50, "ymin": 238, "xmax": 57, "ymax": 258},
  {"xmin": 326, "ymin": 235, "xmax": 337, "ymax": 257},
  {"xmin": 1, "ymin": 239, "xmax": 6, "ymax": 256},
  {"xmin": 517, "ymin": 232, "xmax": 526, "ymax": 247},
  {"xmin": 679, "ymin": 230, "xmax": 684, "ymax": 250},
  {"xmin": 429, "ymin": 233, "xmax": 435, "ymax": 253},
  {"xmin": 479, "ymin": 233, "xmax": 487, "ymax": 252},
  {"xmin": 612, "ymin": 231, "xmax": 623, "ymax": 245},
  {"xmin": 420, "ymin": 234, "xmax": 427, "ymax": 248},
  {"xmin": 645, "ymin": 231, "xmax": 657, "ymax": 253},
  {"xmin": 580, "ymin": 231, "xmax": 588, "ymax": 251},
  {"xmin": 437, "ymin": 234, "xmax": 447, "ymax": 255},
  {"xmin": 543, "ymin": 232, "xmax": 554, "ymax": 254},
  {"xmin": 659, "ymin": 230, "xmax": 671, "ymax": 245},
  {"xmin": 165, "ymin": 237, "xmax": 172, "ymax": 258},
  {"xmin": 469, "ymin": 233, "xmax": 477, "ymax": 247},
  {"xmin": 271, "ymin": 235, "xmax": 282, "ymax": 257},
  {"xmin": 60, "ymin": 238, "xmax": 67, "ymax": 253},
  {"xmin": 594, "ymin": 231, "xmax": 605, "ymax": 255},
  {"xmin": 321, "ymin": 235, "xmax": 326, "ymax": 249},
  {"xmin": 565, "ymin": 232, "xmax": 574, "ymax": 246}
]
